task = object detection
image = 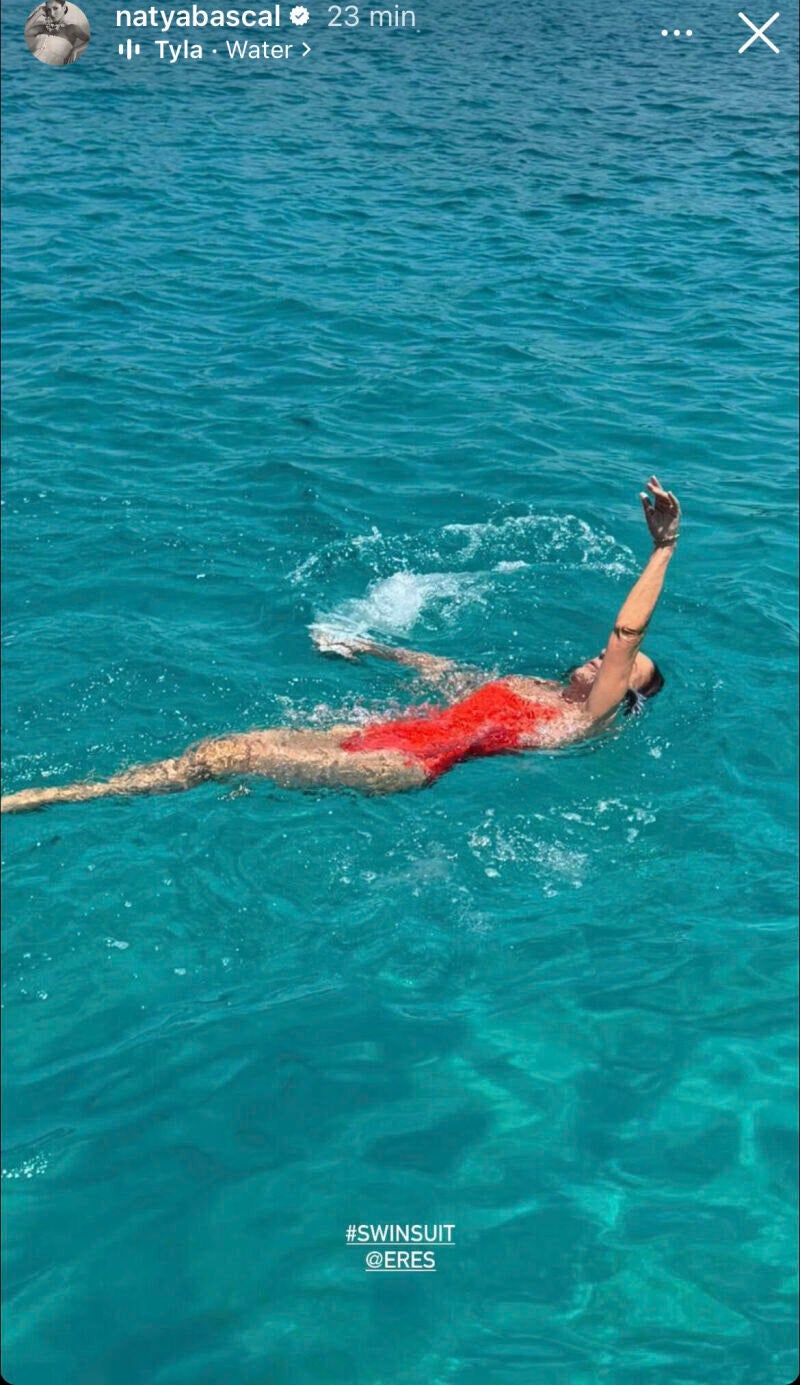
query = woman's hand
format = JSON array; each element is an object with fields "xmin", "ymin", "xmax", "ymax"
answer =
[
  {"xmin": 310, "ymin": 625, "xmax": 373, "ymax": 660},
  {"xmin": 640, "ymin": 476, "xmax": 680, "ymax": 549}
]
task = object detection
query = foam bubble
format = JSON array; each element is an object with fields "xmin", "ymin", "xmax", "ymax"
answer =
[
  {"xmin": 290, "ymin": 513, "xmax": 636, "ymax": 590},
  {"xmin": 2, "ymin": 1153, "xmax": 49, "ymax": 1180},
  {"xmin": 467, "ymin": 815, "xmax": 588, "ymax": 891}
]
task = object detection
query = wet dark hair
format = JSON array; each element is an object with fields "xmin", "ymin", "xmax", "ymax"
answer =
[{"xmin": 622, "ymin": 661, "xmax": 664, "ymax": 716}]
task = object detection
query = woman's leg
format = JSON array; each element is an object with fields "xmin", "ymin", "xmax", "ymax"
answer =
[
  {"xmin": 0, "ymin": 729, "xmax": 426, "ymax": 814},
  {"xmin": 0, "ymin": 735, "xmax": 249, "ymax": 814},
  {"xmin": 242, "ymin": 728, "xmax": 428, "ymax": 793}
]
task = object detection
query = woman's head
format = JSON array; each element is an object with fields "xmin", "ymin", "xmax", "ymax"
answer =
[
  {"xmin": 565, "ymin": 651, "xmax": 664, "ymax": 712},
  {"xmin": 621, "ymin": 659, "xmax": 664, "ymax": 714}
]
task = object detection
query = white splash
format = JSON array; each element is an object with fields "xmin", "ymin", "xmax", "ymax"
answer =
[{"xmin": 315, "ymin": 569, "xmax": 487, "ymax": 639}]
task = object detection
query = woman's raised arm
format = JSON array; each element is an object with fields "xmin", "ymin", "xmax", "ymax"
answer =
[{"xmin": 586, "ymin": 477, "xmax": 680, "ymax": 722}]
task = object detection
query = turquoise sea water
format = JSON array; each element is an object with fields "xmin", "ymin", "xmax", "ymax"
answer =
[{"xmin": 2, "ymin": 3, "xmax": 798, "ymax": 1382}]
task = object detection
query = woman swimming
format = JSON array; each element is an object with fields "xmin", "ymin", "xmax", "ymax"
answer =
[{"xmin": 0, "ymin": 478, "xmax": 679, "ymax": 814}]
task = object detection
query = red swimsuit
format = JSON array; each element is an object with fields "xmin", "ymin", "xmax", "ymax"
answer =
[{"xmin": 341, "ymin": 680, "xmax": 562, "ymax": 780}]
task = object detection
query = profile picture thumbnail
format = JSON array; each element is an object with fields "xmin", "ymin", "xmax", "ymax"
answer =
[{"xmin": 25, "ymin": 2, "xmax": 91, "ymax": 67}]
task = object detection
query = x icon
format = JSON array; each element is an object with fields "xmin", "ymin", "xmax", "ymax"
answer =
[{"xmin": 738, "ymin": 11, "xmax": 780, "ymax": 53}]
